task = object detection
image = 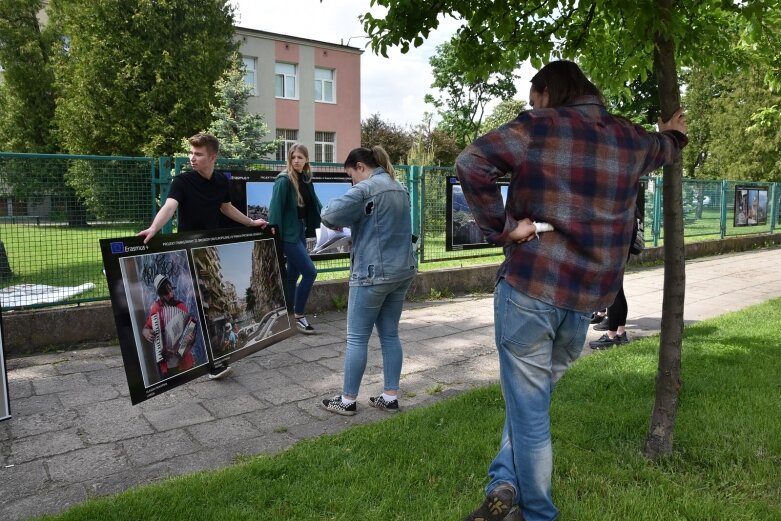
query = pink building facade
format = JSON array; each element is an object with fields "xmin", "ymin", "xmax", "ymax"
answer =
[{"xmin": 235, "ymin": 28, "xmax": 363, "ymax": 163}]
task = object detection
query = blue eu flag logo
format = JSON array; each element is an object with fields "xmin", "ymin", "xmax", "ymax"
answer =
[{"xmin": 110, "ymin": 242, "xmax": 124, "ymax": 254}]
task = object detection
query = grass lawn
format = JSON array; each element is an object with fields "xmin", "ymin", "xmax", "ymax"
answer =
[{"xmin": 37, "ymin": 298, "xmax": 781, "ymax": 520}]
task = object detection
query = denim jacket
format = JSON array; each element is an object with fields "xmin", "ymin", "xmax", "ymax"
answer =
[{"xmin": 320, "ymin": 168, "xmax": 416, "ymax": 286}]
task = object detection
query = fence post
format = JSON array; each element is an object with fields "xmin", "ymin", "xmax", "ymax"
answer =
[
  {"xmin": 653, "ymin": 175, "xmax": 662, "ymax": 247},
  {"xmin": 157, "ymin": 157, "xmax": 174, "ymax": 234},
  {"xmin": 409, "ymin": 165, "xmax": 422, "ymax": 266},
  {"xmin": 720, "ymin": 179, "xmax": 728, "ymax": 239},
  {"xmin": 770, "ymin": 182, "xmax": 778, "ymax": 233}
]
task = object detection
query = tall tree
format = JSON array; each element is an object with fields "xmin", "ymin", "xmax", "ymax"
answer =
[
  {"xmin": 362, "ymin": 0, "xmax": 781, "ymax": 459},
  {"xmin": 360, "ymin": 113, "xmax": 412, "ymax": 164},
  {"xmin": 684, "ymin": 63, "xmax": 781, "ymax": 182},
  {"xmin": 425, "ymin": 40, "xmax": 517, "ymax": 149},
  {"xmin": 48, "ymin": 0, "xmax": 236, "ymax": 157},
  {"xmin": 201, "ymin": 54, "xmax": 277, "ymax": 160},
  {"xmin": 0, "ymin": 0, "xmax": 58, "ymax": 152},
  {"xmin": 480, "ymin": 98, "xmax": 527, "ymax": 134}
]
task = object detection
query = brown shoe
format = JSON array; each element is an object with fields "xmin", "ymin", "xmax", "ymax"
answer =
[{"xmin": 463, "ymin": 484, "xmax": 522, "ymax": 521}]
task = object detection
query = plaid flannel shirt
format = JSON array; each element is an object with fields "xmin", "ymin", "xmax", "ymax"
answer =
[{"xmin": 456, "ymin": 96, "xmax": 687, "ymax": 312}]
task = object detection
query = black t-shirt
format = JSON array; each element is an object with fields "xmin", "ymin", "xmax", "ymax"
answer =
[
  {"xmin": 297, "ymin": 181, "xmax": 313, "ymax": 220},
  {"xmin": 166, "ymin": 170, "xmax": 231, "ymax": 231}
]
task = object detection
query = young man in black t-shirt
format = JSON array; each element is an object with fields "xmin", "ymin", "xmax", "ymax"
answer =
[{"xmin": 138, "ymin": 133, "xmax": 269, "ymax": 380}]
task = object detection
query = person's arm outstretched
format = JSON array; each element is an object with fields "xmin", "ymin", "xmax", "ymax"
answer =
[{"xmin": 138, "ymin": 198, "xmax": 179, "ymax": 244}]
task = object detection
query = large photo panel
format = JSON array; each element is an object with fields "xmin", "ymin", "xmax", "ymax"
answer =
[
  {"xmin": 225, "ymin": 170, "xmax": 353, "ymax": 259},
  {"xmin": 101, "ymin": 227, "xmax": 294, "ymax": 404},
  {"xmin": 0, "ymin": 311, "xmax": 10, "ymax": 421}
]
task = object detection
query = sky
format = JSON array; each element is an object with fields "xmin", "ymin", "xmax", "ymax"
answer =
[{"xmin": 231, "ymin": 0, "xmax": 534, "ymax": 128}]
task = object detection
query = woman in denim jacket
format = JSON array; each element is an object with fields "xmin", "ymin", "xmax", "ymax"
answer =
[{"xmin": 318, "ymin": 146, "xmax": 416, "ymax": 415}]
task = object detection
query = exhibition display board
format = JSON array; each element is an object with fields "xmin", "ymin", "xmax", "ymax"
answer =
[{"xmin": 101, "ymin": 227, "xmax": 294, "ymax": 404}]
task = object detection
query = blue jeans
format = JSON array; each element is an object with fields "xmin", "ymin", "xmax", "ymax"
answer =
[
  {"xmin": 342, "ymin": 277, "xmax": 413, "ymax": 398},
  {"xmin": 487, "ymin": 279, "xmax": 590, "ymax": 521},
  {"xmin": 283, "ymin": 224, "xmax": 317, "ymax": 316}
]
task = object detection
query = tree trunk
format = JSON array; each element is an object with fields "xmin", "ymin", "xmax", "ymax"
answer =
[{"xmin": 644, "ymin": 0, "xmax": 685, "ymax": 460}]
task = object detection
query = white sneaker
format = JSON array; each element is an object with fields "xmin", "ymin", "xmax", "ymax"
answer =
[
  {"xmin": 208, "ymin": 365, "xmax": 233, "ymax": 380},
  {"xmin": 295, "ymin": 316, "xmax": 316, "ymax": 334}
]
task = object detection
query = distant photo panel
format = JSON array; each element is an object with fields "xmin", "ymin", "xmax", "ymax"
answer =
[
  {"xmin": 226, "ymin": 170, "xmax": 353, "ymax": 259},
  {"xmin": 734, "ymin": 185, "xmax": 768, "ymax": 227}
]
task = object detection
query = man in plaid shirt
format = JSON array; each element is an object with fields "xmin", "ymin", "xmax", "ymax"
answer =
[{"xmin": 457, "ymin": 60, "xmax": 687, "ymax": 521}]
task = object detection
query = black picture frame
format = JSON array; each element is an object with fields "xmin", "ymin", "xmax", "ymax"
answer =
[
  {"xmin": 100, "ymin": 227, "xmax": 294, "ymax": 405},
  {"xmin": 734, "ymin": 185, "xmax": 769, "ymax": 227},
  {"xmin": 223, "ymin": 170, "xmax": 353, "ymax": 260},
  {"xmin": 445, "ymin": 176, "xmax": 509, "ymax": 251}
]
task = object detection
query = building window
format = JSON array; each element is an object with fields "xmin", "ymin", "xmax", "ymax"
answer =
[
  {"xmin": 275, "ymin": 62, "xmax": 297, "ymax": 99},
  {"xmin": 314, "ymin": 67, "xmax": 335, "ymax": 103},
  {"xmin": 314, "ymin": 132, "xmax": 336, "ymax": 163},
  {"xmin": 276, "ymin": 129, "xmax": 298, "ymax": 160},
  {"xmin": 242, "ymin": 56, "xmax": 257, "ymax": 95}
]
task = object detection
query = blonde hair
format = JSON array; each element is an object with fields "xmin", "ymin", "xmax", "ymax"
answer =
[
  {"xmin": 343, "ymin": 145, "xmax": 395, "ymax": 180},
  {"xmin": 285, "ymin": 143, "xmax": 313, "ymax": 206}
]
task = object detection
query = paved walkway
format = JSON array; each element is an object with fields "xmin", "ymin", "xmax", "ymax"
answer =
[{"xmin": 2, "ymin": 249, "xmax": 780, "ymax": 520}]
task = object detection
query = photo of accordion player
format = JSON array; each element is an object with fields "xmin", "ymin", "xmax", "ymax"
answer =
[{"xmin": 148, "ymin": 306, "xmax": 197, "ymax": 377}]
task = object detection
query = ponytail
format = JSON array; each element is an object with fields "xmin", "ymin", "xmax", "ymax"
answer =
[{"xmin": 344, "ymin": 145, "xmax": 395, "ymax": 179}]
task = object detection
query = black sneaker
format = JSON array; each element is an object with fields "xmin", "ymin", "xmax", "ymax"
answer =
[
  {"xmin": 295, "ymin": 316, "xmax": 316, "ymax": 334},
  {"xmin": 463, "ymin": 485, "xmax": 521, "ymax": 521},
  {"xmin": 208, "ymin": 365, "xmax": 233, "ymax": 380},
  {"xmin": 615, "ymin": 332, "xmax": 630, "ymax": 345},
  {"xmin": 319, "ymin": 395, "xmax": 356, "ymax": 416},
  {"xmin": 589, "ymin": 333, "xmax": 619, "ymax": 350},
  {"xmin": 369, "ymin": 395, "xmax": 399, "ymax": 413},
  {"xmin": 590, "ymin": 311, "xmax": 607, "ymax": 324},
  {"xmin": 593, "ymin": 316, "xmax": 610, "ymax": 331}
]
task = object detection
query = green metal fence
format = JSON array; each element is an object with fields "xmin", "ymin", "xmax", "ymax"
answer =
[
  {"xmin": 0, "ymin": 152, "xmax": 778, "ymax": 311},
  {"xmin": 0, "ymin": 152, "xmax": 155, "ymax": 310}
]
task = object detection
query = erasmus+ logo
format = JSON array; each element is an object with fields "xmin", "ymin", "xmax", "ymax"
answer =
[{"xmin": 110, "ymin": 242, "xmax": 148, "ymax": 254}]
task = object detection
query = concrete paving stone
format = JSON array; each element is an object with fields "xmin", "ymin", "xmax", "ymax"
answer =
[
  {"xmin": 57, "ymin": 384, "xmax": 121, "ymax": 408},
  {"xmin": 294, "ymin": 333, "xmax": 345, "ymax": 348},
  {"xmin": 231, "ymin": 367, "xmax": 290, "ymax": 392},
  {"xmin": 277, "ymin": 362, "xmax": 342, "ymax": 393},
  {"xmin": 0, "ymin": 483, "xmax": 87, "ymax": 521},
  {"xmin": 135, "ymin": 387, "xmax": 199, "ymax": 412},
  {"xmin": 252, "ymin": 382, "xmax": 317, "ymax": 406},
  {"xmin": 78, "ymin": 398, "xmax": 156, "ymax": 444},
  {"xmin": 46, "ymin": 443, "xmax": 128, "ymax": 483},
  {"xmin": 284, "ymin": 414, "xmax": 358, "ymax": 440},
  {"xmin": 253, "ymin": 351, "xmax": 304, "ymax": 369},
  {"xmin": 6, "ymin": 392, "xmax": 61, "ymax": 416},
  {"xmin": 83, "ymin": 365, "xmax": 129, "ymax": 387},
  {"xmin": 9, "ymin": 427, "xmax": 85, "ymax": 464},
  {"xmin": 143, "ymin": 402, "xmax": 215, "ymax": 432},
  {"xmin": 6, "ymin": 352, "xmax": 72, "ymax": 370},
  {"xmin": 6, "ymin": 363, "xmax": 59, "ymax": 381},
  {"xmin": 8, "ymin": 408, "xmax": 78, "ymax": 439},
  {"xmin": 185, "ymin": 416, "xmax": 261, "ymax": 447},
  {"xmin": 221, "ymin": 431, "xmax": 298, "ymax": 461},
  {"xmin": 7, "ymin": 379, "xmax": 33, "ymax": 399},
  {"xmin": 0, "ymin": 422, "xmax": 9, "ymax": 442},
  {"xmin": 0, "ymin": 460, "xmax": 50, "ymax": 507},
  {"xmin": 145, "ymin": 445, "xmax": 236, "ymax": 478},
  {"xmin": 200, "ymin": 394, "xmax": 268, "ymax": 418},
  {"xmin": 263, "ymin": 337, "xmax": 310, "ymax": 354},
  {"xmin": 82, "ymin": 465, "xmax": 168, "ymax": 499},
  {"xmin": 289, "ymin": 345, "xmax": 341, "ymax": 362},
  {"xmin": 188, "ymin": 377, "xmax": 255, "ymax": 400},
  {"xmin": 243, "ymin": 403, "xmax": 320, "ymax": 433},
  {"xmin": 53, "ymin": 357, "xmax": 113, "ymax": 375},
  {"xmin": 32, "ymin": 372, "xmax": 90, "ymax": 395},
  {"xmin": 120, "ymin": 428, "xmax": 202, "ymax": 467},
  {"xmin": 315, "ymin": 355, "xmax": 346, "ymax": 372}
]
